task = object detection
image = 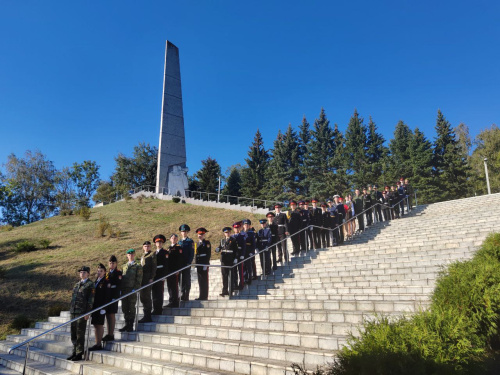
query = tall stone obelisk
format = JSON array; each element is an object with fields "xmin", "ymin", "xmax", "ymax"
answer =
[{"xmin": 156, "ymin": 41, "xmax": 189, "ymax": 196}]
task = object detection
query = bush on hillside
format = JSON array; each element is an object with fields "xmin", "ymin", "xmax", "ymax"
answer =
[
  {"xmin": 0, "ymin": 266, "xmax": 6, "ymax": 278},
  {"xmin": 10, "ymin": 314, "xmax": 32, "ymax": 330},
  {"xmin": 76, "ymin": 206, "xmax": 91, "ymax": 220},
  {"xmin": 39, "ymin": 239, "xmax": 52, "ymax": 249},
  {"xmin": 0, "ymin": 224, "xmax": 13, "ymax": 232},
  {"xmin": 15, "ymin": 240, "xmax": 37, "ymax": 253},
  {"xmin": 47, "ymin": 304, "xmax": 66, "ymax": 317},
  {"xmin": 314, "ymin": 233, "xmax": 500, "ymax": 375},
  {"xmin": 172, "ymin": 197, "xmax": 181, "ymax": 203},
  {"xmin": 96, "ymin": 215, "xmax": 111, "ymax": 237}
]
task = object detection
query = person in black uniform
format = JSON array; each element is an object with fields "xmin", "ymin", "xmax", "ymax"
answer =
[
  {"xmin": 310, "ymin": 199, "xmax": 322, "ymax": 249},
  {"xmin": 320, "ymin": 203, "xmax": 331, "ymax": 248},
  {"xmin": 334, "ymin": 195, "xmax": 346, "ymax": 244},
  {"xmin": 298, "ymin": 201, "xmax": 309, "ymax": 252},
  {"xmin": 390, "ymin": 185, "xmax": 400, "ymax": 218},
  {"xmin": 273, "ymin": 204, "xmax": 289, "ymax": 263},
  {"xmin": 194, "ymin": 228, "xmax": 211, "ymax": 300},
  {"xmin": 362, "ymin": 188, "xmax": 373, "ymax": 226},
  {"xmin": 152, "ymin": 234, "xmax": 168, "ymax": 313},
  {"xmin": 165, "ymin": 234, "xmax": 183, "ymax": 308},
  {"xmin": 266, "ymin": 212, "xmax": 278, "ymax": 270},
  {"xmin": 326, "ymin": 199, "xmax": 338, "ymax": 245},
  {"xmin": 382, "ymin": 186, "xmax": 392, "ymax": 220},
  {"xmin": 373, "ymin": 185, "xmax": 384, "ymax": 222},
  {"xmin": 178, "ymin": 224, "xmax": 195, "ymax": 302},
  {"xmin": 242, "ymin": 219, "xmax": 256, "ymax": 281},
  {"xmin": 89, "ymin": 263, "xmax": 108, "ymax": 351},
  {"xmin": 257, "ymin": 218, "xmax": 272, "ymax": 275},
  {"xmin": 304, "ymin": 200, "xmax": 315, "ymax": 250},
  {"xmin": 102, "ymin": 255, "xmax": 121, "ymax": 343},
  {"xmin": 231, "ymin": 222, "xmax": 246, "ymax": 289},
  {"xmin": 288, "ymin": 201, "xmax": 301, "ymax": 255},
  {"xmin": 397, "ymin": 181, "xmax": 406, "ymax": 216},
  {"xmin": 216, "ymin": 227, "xmax": 238, "ymax": 296}
]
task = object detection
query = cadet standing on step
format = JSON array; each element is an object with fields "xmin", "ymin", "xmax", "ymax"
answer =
[
  {"xmin": 257, "ymin": 218, "xmax": 272, "ymax": 275},
  {"xmin": 353, "ymin": 189, "xmax": 364, "ymax": 232},
  {"xmin": 152, "ymin": 234, "xmax": 167, "ymax": 315},
  {"xmin": 138, "ymin": 241, "xmax": 156, "ymax": 323},
  {"xmin": 362, "ymin": 188, "xmax": 373, "ymax": 226},
  {"xmin": 266, "ymin": 211, "xmax": 279, "ymax": 270},
  {"xmin": 103, "ymin": 255, "xmax": 121, "ymax": 343},
  {"xmin": 310, "ymin": 199, "xmax": 322, "ymax": 249},
  {"xmin": 166, "ymin": 234, "xmax": 183, "ymax": 308},
  {"xmin": 298, "ymin": 201, "xmax": 309, "ymax": 252},
  {"xmin": 195, "ymin": 228, "xmax": 211, "ymax": 300},
  {"xmin": 320, "ymin": 203, "xmax": 331, "ymax": 248},
  {"xmin": 67, "ymin": 266, "xmax": 95, "ymax": 361},
  {"xmin": 242, "ymin": 219, "xmax": 257, "ymax": 281},
  {"xmin": 288, "ymin": 201, "xmax": 301, "ymax": 255},
  {"xmin": 273, "ymin": 204, "xmax": 289, "ymax": 263},
  {"xmin": 216, "ymin": 227, "xmax": 238, "ymax": 296},
  {"xmin": 178, "ymin": 224, "xmax": 195, "ymax": 302},
  {"xmin": 89, "ymin": 263, "xmax": 108, "ymax": 352},
  {"xmin": 231, "ymin": 221, "xmax": 247, "ymax": 289},
  {"xmin": 119, "ymin": 249, "xmax": 143, "ymax": 332}
]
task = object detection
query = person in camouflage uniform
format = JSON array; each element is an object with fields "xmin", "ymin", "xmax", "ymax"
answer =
[
  {"xmin": 119, "ymin": 249, "xmax": 143, "ymax": 332},
  {"xmin": 67, "ymin": 266, "xmax": 95, "ymax": 361}
]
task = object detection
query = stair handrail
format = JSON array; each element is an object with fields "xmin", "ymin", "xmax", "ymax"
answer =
[{"xmin": 9, "ymin": 196, "xmax": 412, "ymax": 373}]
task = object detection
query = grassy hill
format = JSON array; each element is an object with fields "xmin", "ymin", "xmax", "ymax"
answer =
[{"xmin": 0, "ymin": 197, "xmax": 265, "ymax": 339}]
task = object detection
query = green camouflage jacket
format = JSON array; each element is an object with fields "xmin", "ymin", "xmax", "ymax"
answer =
[{"xmin": 69, "ymin": 279, "xmax": 95, "ymax": 314}]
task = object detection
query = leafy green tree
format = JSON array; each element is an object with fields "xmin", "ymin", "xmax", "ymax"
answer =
[
  {"xmin": 366, "ymin": 116, "xmax": 388, "ymax": 185},
  {"xmin": 111, "ymin": 142, "xmax": 158, "ymax": 190},
  {"xmin": 265, "ymin": 125, "xmax": 301, "ymax": 200},
  {"xmin": 240, "ymin": 130, "xmax": 269, "ymax": 198},
  {"xmin": 70, "ymin": 160, "xmax": 100, "ymax": 207},
  {"xmin": 470, "ymin": 124, "xmax": 500, "ymax": 194},
  {"xmin": 345, "ymin": 109, "xmax": 369, "ymax": 189},
  {"xmin": 387, "ymin": 120, "xmax": 413, "ymax": 183},
  {"xmin": 54, "ymin": 167, "xmax": 77, "ymax": 213},
  {"xmin": 195, "ymin": 157, "xmax": 221, "ymax": 196},
  {"xmin": 1, "ymin": 150, "xmax": 56, "ymax": 225},
  {"xmin": 93, "ymin": 181, "xmax": 118, "ymax": 204},
  {"xmin": 304, "ymin": 108, "xmax": 335, "ymax": 198},
  {"xmin": 298, "ymin": 116, "xmax": 312, "ymax": 195},
  {"xmin": 433, "ymin": 110, "xmax": 470, "ymax": 201}
]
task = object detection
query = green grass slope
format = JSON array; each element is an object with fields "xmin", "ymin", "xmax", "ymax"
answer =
[{"xmin": 0, "ymin": 197, "xmax": 265, "ymax": 339}]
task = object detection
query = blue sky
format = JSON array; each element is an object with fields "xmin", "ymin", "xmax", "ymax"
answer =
[{"xmin": 1, "ymin": 1, "xmax": 499, "ymax": 181}]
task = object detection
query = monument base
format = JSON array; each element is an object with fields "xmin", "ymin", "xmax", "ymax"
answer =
[{"xmin": 157, "ymin": 165, "xmax": 188, "ymax": 197}]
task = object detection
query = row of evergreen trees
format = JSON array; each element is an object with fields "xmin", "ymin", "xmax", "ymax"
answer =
[{"xmin": 192, "ymin": 108, "xmax": 476, "ymax": 205}]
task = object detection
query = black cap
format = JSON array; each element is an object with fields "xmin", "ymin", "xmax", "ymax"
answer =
[
  {"xmin": 274, "ymin": 203, "xmax": 282, "ymax": 208},
  {"xmin": 179, "ymin": 224, "xmax": 191, "ymax": 232},
  {"xmin": 266, "ymin": 212, "xmax": 275, "ymax": 217},
  {"xmin": 259, "ymin": 219, "xmax": 267, "ymax": 224},
  {"xmin": 97, "ymin": 263, "xmax": 106, "ymax": 271},
  {"xmin": 195, "ymin": 227, "xmax": 208, "ymax": 234},
  {"xmin": 78, "ymin": 266, "xmax": 90, "ymax": 273},
  {"xmin": 222, "ymin": 227, "xmax": 232, "ymax": 233},
  {"xmin": 109, "ymin": 255, "xmax": 117, "ymax": 263},
  {"xmin": 153, "ymin": 234, "xmax": 166, "ymax": 243},
  {"xmin": 143, "ymin": 241, "xmax": 151, "ymax": 245},
  {"xmin": 242, "ymin": 219, "xmax": 251, "ymax": 225}
]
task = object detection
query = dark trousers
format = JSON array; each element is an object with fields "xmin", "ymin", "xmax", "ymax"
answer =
[
  {"xmin": 307, "ymin": 228, "xmax": 314, "ymax": 249},
  {"xmin": 299, "ymin": 229, "xmax": 307, "ymax": 252},
  {"xmin": 374, "ymin": 205, "xmax": 383, "ymax": 222},
  {"xmin": 277, "ymin": 233, "xmax": 288, "ymax": 262},
  {"xmin": 121, "ymin": 289, "xmax": 137, "ymax": 325},
  {"xmin": 166, "ymin": 273, "xmax": 179, "ymax": 305},
  {"xmin": 357, "ymin": 215, "xmax": 365, "ymax": 231},
  {"xmin": 139, "ymin": 285, "xmax": 152, "ymax": 316},
  {"xmin": 269, "ymin": 244, "xmax": 277, "ymax": 269},
  {"xmin": 400, "ymin": 200, "xmax": 405, "ymax": 215},
  {"xmin": 383, "ymin": 208, "xmax": 391, "ymax": 221},
  {"xmin": 313, "ymin": 227, "xmax": 321, "ymax": 248},
  {"xmin": 244, "ymin": 253, "xmax": 253, "ymax": 282},
  {"xmin": 180, "ymin": 267, "xmax": 191, "ymax": 301},
  {"xmin": 221, "ymin": 265, "xmax": 236, "ymax": 295},
  {"xmin": 366, "ymin": 209, "xmax": 373, "ymax": 225},
  {"xmin": 291, "ymin": 231, "xmax": 300, "ymax": 254},
  {"xmin": 259, "ymin": 249, "xmax": 271, "ymax": 274},
  {"xmin": 251, "ymin": 253, "xmax": 257, "ymax": 278},
  {"xmin": 197, "ymin": 266, "xmax": 209, "ymax": 300},
  {"xmin": 238, "ymin": 258, "xmax": 246, "ymax": 287},
  {"xmin": 70, "ymin": 314, "xmax": 87, "ymax": 354},
  {"xmin": 151, "ymin": 279, "xmax": 164, "ymax": 313},
  {"xmin": 321, "ymin": 229, "xmax": 330, "ymax": 248}
]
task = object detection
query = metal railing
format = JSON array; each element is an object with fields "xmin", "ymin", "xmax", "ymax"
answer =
[{"xmin": 9, "ymin": 196, "xmax": 413, "ymax": 373}]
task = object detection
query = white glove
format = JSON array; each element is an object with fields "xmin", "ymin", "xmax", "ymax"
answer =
[
  {"xmin": 309, "ymin": 227, "xmax": 313, "ymax": 231},
  {"xmin": 233, "ymin": 259, "xmax": 237, "ymax": 264},
  {"xmin": 100, "ymin": 309, "xmax": 106, "ymax": 315},
  {"xmin": 203, "ymin": 266, "xmax": 207, "ymax": 271},
  {"xmin": 240, "ymin": 256, "xmax": 244, "ymax": 260}
]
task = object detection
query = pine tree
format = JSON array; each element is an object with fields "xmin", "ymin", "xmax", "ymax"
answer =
[
  {"xmin": 304, "ymin": 108, "xmax": 335, "ymax": 198},
  {"xmin": 195, "ymin": 157, "xmax": 221, "ymax": 197},
  {"xmin": 330, "ymin": 124, "xmax": 349, "ymax": 195},
  {"xmin": 344, "ymin": 109, "xmax": 369, "ymax": 189},
  {"xmin": 222, "ymin": 166, "xmax": 242, "ymax": 199},
  {"xmin": 387, "ymin": 120, "xmax": 413, "ymax": 184},
  {"xmin": 265, "ymin": 125, "xmax": 301, "ymax": 200},
  {"xmin": 366, "ymin": 117, "xmax": 388, "ymax": 186},
  {"xmin": 408, "ymin": 128, "xmax": 439, "ymax": 203},
  {"xmin": 240, "ymin": 129, "xmax": 269, "ymax": 199},
  {"xmin": 433, "ymin": 110, "xmax": 470, "ymax": 201},
  {"xmin": 298, "ymin": 116, "xmax": 312, "ymax": 196}
]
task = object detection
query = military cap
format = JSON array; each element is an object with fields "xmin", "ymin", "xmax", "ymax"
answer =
[
  {"xmin": 339, "ymin": 197, "xmax": 343, "ymax": 202},
  {"xmin": 274, "ymin": 203, "xmax": 282, "ymax": 208},
  {"xmin": 259, "ymin": 219, "xmax": 267, "ymax": 224},
  {"xmin": 153, "ymin": 234, "xmax": 166, "ymax": 243},
  {"xmin": 126, "ymin": 248, "xmax": 135, "ymax": 254},
  {"xmin": 396, "ymin": 181, "xmax": 401, "ymax": 185},
  {"xmin": 195, "ymin": 227, "xmax": 208, "ymax": 234},
  {"xmin": 305, "ymin": 200, "xmax": 310, "ymax": 204},
  {"xmin": 326, "ymin": 198, "xmax": 333, "ymax": 203},
  {"xmin": 385, "ymin": 185, "xmax": 390, "ymax": 189},
  {"xmin": 109, "ymin": 255, "xmax": 118, "ymax": 262},
  {"xmin": 232, "ymin": 222, "xmax": 242, "ymax": 228},
  {"xmin": 266, "ymin": 211, "xmax": 276, "ymax": 218},
  {"xmin": 143, "ymin": 241, "xmax": 151, "ymax": 245},
  {"xmin": 321, "ymin": 203, "xmax": 327, "ymax": 208},
  {"xmin": 333, "ymin": 194, "xmax": 340, "ymax": 198},
  {"xmin": 290, "ymin": 200, "xmax": 297, "ymax": 205},
  {"xmin": 179, "ymin": 224, "xmax": 191, "ymax": 232},
  {"xmin": 222, "ymin": 227, "xmax": 232, "ymax": 233},
  {"xmin": 242, "ymin": 219, "xmax": 252, "ymax": 225},
  {"xmin": 298, "ymin": 200, "xmax": 305, "ymax": 205},
  {"xmin": 311, "ymin": 198, "xmax": 318, "ymax": 203},
  {"xmin": 78, "ymin": 266, "xmax": 90, "ymax": 273},
  {"xmin": 97, "ymin": 263, "xmax": 106, "ymax": 270}
]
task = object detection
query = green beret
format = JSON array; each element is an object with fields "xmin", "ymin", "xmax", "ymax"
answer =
[{"xmin": 126, "ymin": 248, "xmax": 135, "ymax": 254}]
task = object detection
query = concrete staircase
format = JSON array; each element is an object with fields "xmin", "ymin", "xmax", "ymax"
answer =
[{"xmin": 2, "ymin": 193, "xmax": 500, "ymax": 375}]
